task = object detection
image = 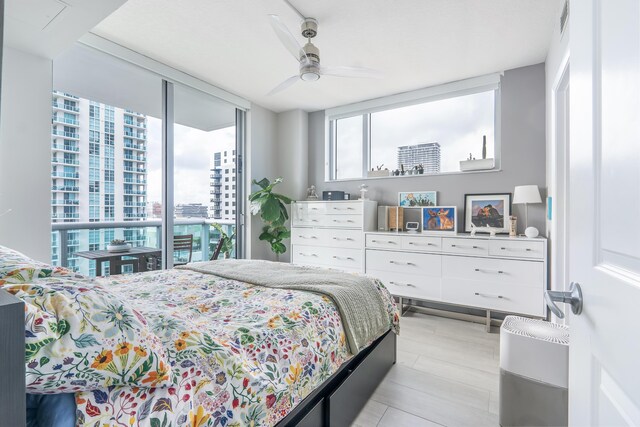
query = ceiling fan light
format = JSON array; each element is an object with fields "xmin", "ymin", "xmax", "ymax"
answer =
[{"xmin": 301, "ymin": 72, "xmax": 320, "ymax": 82}]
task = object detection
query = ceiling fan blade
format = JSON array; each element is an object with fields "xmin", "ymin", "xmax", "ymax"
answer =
[
  {"xmin": 320, "ymin": 66, "xmax": 383, "ymax": 79},
  {"xmin": 269, "ymin": 15, "xmax": 309, "ymax": 64},
  {"xmin": 267, "ymin": 75, "xmax": 300, "ymax": 95}
]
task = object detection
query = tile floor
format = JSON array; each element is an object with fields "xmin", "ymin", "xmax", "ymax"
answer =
[{"xmin": 351, "ymin": 310, "xmax": 501, "ymax": 427}]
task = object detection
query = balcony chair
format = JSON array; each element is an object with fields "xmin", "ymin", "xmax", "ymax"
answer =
[
  {"xmin": 173, "ymin": 234, "xmax": 194, "ymax": 266},
  {"xmin": 210, "ymin": 238, "xmax": 225, "ymax": 261}
]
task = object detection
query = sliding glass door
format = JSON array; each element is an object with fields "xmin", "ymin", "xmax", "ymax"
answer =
[{"xmin": 52, "ymin": 45, "xmax": 245, "ymax": 276}]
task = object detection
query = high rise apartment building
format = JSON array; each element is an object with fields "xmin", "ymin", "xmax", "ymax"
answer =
[
  {"xmin": 51, "ymin": 91, "xmax": 148, "ymax": 273},
  {"xmin": 208, "ymin": 149, "xmax": 236, "ymax": 221},
  {"xmin": 396, "ymin": 142, "xmax": 441, "ymax": 173}
]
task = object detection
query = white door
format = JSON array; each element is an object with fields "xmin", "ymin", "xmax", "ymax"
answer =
[{"xmin": 569, "ymin": 0, "xmax": 640, "ymax": 425}]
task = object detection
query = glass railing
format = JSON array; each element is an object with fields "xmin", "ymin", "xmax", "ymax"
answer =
[
  {"xmin": 52, "ymin": 102, "xmax": 80, "ymax": 112},
  {"xmin": 124, "ymin": 142, "xmax": 146, "ymax": 150},
  {"xmin": 52, "ymin": 129, "xmax": 79, "ymax": 138},
  {"xmin": 51, "ymin": 219, "xmax": 236, "ymax": 277},
  {"xmin": 52, "ymin": 186, "xmax": 80, "ymax": 192},
  {"xmin": 51, "ymin": 199, "xmax": 80, "ymax": 205},
  {"xmin": 123, "ymin": 167, "xmax": 147, "ymax": 173},
  {"xmin": 52, "ymin": 157, "xmax": 80, "ymax": 166},
  {"xmin": 52, "ymin": 171, "xmax": 79, "ymax": 179},
  {"xmin": 52, "ymin": 142, "xmax": 79, "ymax": 152},
  {"xmin": 52, "ymin": 116, "xmax": 79, "ymax": 126}
]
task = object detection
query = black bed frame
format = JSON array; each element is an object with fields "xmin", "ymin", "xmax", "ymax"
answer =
[{"xmin": 276, "ymin": 330, "xmax": 396, "ymax": 427}]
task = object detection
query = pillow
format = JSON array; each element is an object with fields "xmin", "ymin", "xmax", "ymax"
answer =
[
  {"xmin": 5, "ymin": 278, "xmax": 172, "ymax": 393},
  {"xmin": 0, "ymin": 245, "xmax": 73, "ymax": 285}
]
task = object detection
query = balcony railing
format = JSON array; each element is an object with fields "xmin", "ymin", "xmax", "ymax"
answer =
[
  {"xmin": 124, "ymin": 154, "xmax": 146, "ymax": 162},
  {"xmin": 124, "ymin": 131, "xmax": 146, "ymax": 139},
  {"xmin": 123, "ymin": 167, "xmax": 147, "ymax": 173},
  {"xmin": 51, "ymin": 213, "xmax": 80, "ymax": 220},
  {"xmin": 51, "ymin": 219, "xmax": 236, "ymax": 276},
  {"xmin": 52, "ymin": 186, "xmax": 79, "ymax": 192},
  {"xmin": 124, "ymin": 179, "xmax": 146, "ymax": 184},
  {"xmin": 52, "ymin": 142, "xmax": 79, "ymax": 152},
  {"xmin": 124, "ymin": 189, "xmax": 147, "ymax": 195},
  {"xmin": 52, "ymin": 116, "xmax": 79, "ymax": 126},
  {"xmin": 51, "ymin": 199, "xmax": 80, "ymax": 206},
  {"xmin": 52, "ymin": 171, "xmax": 79, "ymax": 179},
  {"xmin": 124, "ymin": 120, "xmax": 147, "ymax": 129},
  {"xmin": 124, "ymin": 141, "xmax": 146, "ymax": 151},
  {"xmin": 52, "ymin": 102, "xmax": 80, "ymax": 112},
  {"xmin": 52, "ymin": 129, "xmax": 79, "ymax": 139},
  {"xmin": 124, "ymin": 109, "xmax": 145, "ymax": 117},
  {"xmin": 52, "ymin": 157, "xmax": 80, "ymax": 166},
  {"xmin": 53, "ymin": 90, "xmax": 79, "ymax": 99},
  {"xmin": 124, "ymin": 202, "xmax": 147, "ymax": 207}
]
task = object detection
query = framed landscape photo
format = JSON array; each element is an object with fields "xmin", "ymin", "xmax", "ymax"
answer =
[
  {"xmin": 398, "ymin": 191, "xmax": 437, "ymax": 207},
  {"xmin": 463, "ymin": 193, "xmax": 512, "ymax": 233},
  {"xmin": 422, "ymin": 206, "xmax": 457, "ymax": 233}
]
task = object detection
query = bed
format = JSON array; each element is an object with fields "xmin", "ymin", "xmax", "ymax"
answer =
[{"xmin": 0, "ymin": 246, "xmax": 399, "ymax": 426}]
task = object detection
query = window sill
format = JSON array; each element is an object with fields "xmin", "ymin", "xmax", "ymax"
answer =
[{"xmin": 325, "ymin": 168, "xmax": 502, "ymax": 183}]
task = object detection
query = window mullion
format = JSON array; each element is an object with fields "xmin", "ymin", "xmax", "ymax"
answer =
[{"xmin": 362, "ymin": 114, "xmax": 371, "ymax": 178}]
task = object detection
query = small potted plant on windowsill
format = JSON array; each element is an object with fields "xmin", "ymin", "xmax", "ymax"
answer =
[{"xmin": 107, "ymin": 239, "xmax": 131, "ymax": 253}]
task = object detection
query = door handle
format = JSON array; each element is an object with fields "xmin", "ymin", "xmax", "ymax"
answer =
[{"xmin": 545, "ymin": 282, "xmax": 583, "ymax": 319}]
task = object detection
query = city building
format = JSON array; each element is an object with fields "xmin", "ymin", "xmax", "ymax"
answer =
[
  {"xmin": 209, "ymin": 149, "xmax": 236, "ymax": 221},
  {"xmin": 175, "ymin": 203, "xmax": 208, "ymax": 218},
  {"xmin": 396, "ymin": 142, "xmax": 441, "ymax": 173},
  {"xmin": 51, "ymin": 90, "xmax": 148, "ymax": 273}
]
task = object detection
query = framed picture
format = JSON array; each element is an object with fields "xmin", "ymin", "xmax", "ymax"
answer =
[
  {"xmin": 398, "ymin": 191, "xmax": 437, "ymax": 207},
  {"xmin": 463, "ymin": 193, "xmax": 512, "ymax": 233},
  {"xmin": 422, "ymin": 206, "xmax": 457, "ymax": 233}
]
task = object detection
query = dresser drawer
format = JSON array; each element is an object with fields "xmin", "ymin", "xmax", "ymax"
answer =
[
  {"xmin": 401, "ymin": 236, "xmax": 442, "ymax": 252},
  {"xmin": 324, "ymin": 214, "xmax": 362, "ymax": 228},
  {"xmin": 489, "ymin": 240, "xmax": 545, "ymax": 259},
  {"xmin": 293, "ymin": 202, "xmax": 327, "ymax": 216},
  {"xmin": 441, "ymin": 279, "xmax": 544, "ymax": 316},
  {"xmin": 442, "ymin": 255, "xmax": 543, "ymax": 287},
  {"xmin": 292, "ymin": 214, "xmax": 324, "ymax": 227},
  {"xmin": 442, "ymin": 238, "xmax": 489, "ymax": 255},
  {"xmin": 324, "ymin": 229, "xmax": 363, "ymax": 249},
  {"xmin": 326, "ymin": 202, "xmax": 363, "ymax": 215},
  {"xmin": 292, "ymin": 228, "xmax": 323, "ymax": 246},
  {"xmin": 366, "ymin": 250, "xmax": 441, "ymax": 276},
  {"xmin": 367, "ymin": 269, "xmax": 441, "ymax": 301},
  {"xmin": 326, "ymin": 247, "xmax": 362, "ymax": 270},
  {"xmin": 366, "ymin": 234, "xmax": 402, "ymax": 249}
]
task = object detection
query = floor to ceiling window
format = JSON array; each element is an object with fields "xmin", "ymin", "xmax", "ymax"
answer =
[{"xmin": 51, "ymin": 44, "xmax": 244, "ymax": 276}]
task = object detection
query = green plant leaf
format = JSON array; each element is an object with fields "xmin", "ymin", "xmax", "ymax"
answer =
[
  {"xmin": 274, "ymin": 194, "xmax": 293, "ymax": 204},
  {"xmin": 272, "ymin": 242, "xmax": 287, "ymax": 254},
  {"xmin": 258, "ymin": 231, "xmax": 274, "ymax": 242},
  {"xmin": 253, "ymin": 178, "xmax": 270, "ymax": 189},
  {"xmin": 261, "ymin": 197, "xmax": 281, "ymax": 222}
]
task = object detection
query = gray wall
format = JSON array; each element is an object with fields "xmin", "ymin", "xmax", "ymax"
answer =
[{"xmin": 307, "ymin": 63, "xmax": 547, "ymax": 234}]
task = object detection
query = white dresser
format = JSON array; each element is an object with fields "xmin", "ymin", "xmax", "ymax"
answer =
[
  {"xmin": 365, "ymin": 232, "xmax": 547, "ymax": 319},
  {"xmin": 291, "ymin": 200, "xmax": 378, "ymax": 273}
]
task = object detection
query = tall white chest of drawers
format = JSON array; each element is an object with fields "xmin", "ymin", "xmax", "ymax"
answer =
[
  {"xmin": 365, "ymin": 232, "xmax": 547, "ymax": 319},
  {"xmin": 291, "ymin": 200, "xmax": 378, "ymax": 273}
]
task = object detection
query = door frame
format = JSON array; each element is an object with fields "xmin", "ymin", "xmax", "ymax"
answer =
[{"xmin": 549, "ymin": 54, "xmax": 571, "ymax": 322}]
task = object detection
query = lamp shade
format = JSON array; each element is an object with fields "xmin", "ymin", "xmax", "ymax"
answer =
[{"xmin": 513, "ymin": 185, "xmax": 542, "ymax": 204}]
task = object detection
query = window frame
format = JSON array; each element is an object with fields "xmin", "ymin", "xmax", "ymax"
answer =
[{"xmin": 326, "ymin": 73, "xmax": 502, "ymax": 181}]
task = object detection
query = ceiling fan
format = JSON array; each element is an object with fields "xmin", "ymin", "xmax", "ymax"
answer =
[{"xmin": 267, "ymin": 14, "xmax": 383, "ymax": 95}]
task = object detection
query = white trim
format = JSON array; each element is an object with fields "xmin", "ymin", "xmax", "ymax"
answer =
[
  {"xmin": 325, "ymin": 72, "xmax": 502, "ymax": 119},
  {"xmin": 79, "ymin": 33, "xmax": 251, "ymax": 110}
]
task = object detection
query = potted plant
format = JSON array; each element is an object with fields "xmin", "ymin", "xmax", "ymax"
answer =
[
  {"xmin": 107, "ymin": 239, "xmax": 131, "ymax": 253},
  {"xmin": 249, "ymin": 177, "xmax": 292, "ymax": 260},
  {"xmin": 211, "ymin": 223, "xmax": 235, "ymax": 259}
]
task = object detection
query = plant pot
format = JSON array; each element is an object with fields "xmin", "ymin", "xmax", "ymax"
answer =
[{"xmin": 107, "ymin": 243, "xmax": 131, "ymax": 253}]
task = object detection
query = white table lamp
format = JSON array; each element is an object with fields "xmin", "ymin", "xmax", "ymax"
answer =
[{"xmin": 513, "ymin": 185, "xmax": 542, "ymax": 238}]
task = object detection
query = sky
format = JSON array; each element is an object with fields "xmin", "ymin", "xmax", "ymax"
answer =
[
  {"xmin": 336, "ymin": 90, "xmax": 495, "ymax": 178},
  {"xmin": 146, "ymin": 117, "xmax": 235, "ymax": 205}
]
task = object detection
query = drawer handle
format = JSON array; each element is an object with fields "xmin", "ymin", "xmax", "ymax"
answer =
[
  {"xmin": 298, "ymin": 235, "xmax": 318, "ymax": 239},
  {"xmin": 474, "ymin": 268, "xmax": 505, "ymax": 274},
  {"xmin": 451, "ymin": 244, "xmax": 480, "ymax": 249},
  {"xmin": 332, "ymin": 256, "xmax": 354, "ymax": 261},
  {"xmin": 390, "ymin": 260, "xmax": 416, "ymax": 266},
  {"xmin": 333, "ymin": 219, "xmax": 354, "ymax": 223},
  {"xmin": 390, "ymin": 281, "xmax": 417, "ymax": 288},
  {"xmin": 311, "ymin": 208, "xmax": 319, "ymax": 210},
  {"xmin": 332, "ymin": 237, "xmax": 354, "ymax": 241},
  {"xmin": 408, "ymin": 242, "xmax": 436, "ymax": 246},
  {"xmin": 372, "ymin": 240, "xmax": 397, "ymax": 244},
  {"xmin": 298, "ymin": 253, "xmax": 318, "ymax": 257},
  {"xmin": 332, "ymin": 207, "xmax": 354, "ymax": 211},
  {"xmin": 474, "ymin": 292, "xmax": 504, "ymax": 299},
  {"xmin": 500, "ymin": 247, "xmax": 533, "ymax": 252}
]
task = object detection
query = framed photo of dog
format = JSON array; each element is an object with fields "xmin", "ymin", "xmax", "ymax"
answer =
[{"xmin": 422, "ymin": 206, "xmax": 457, "ymax": 234}]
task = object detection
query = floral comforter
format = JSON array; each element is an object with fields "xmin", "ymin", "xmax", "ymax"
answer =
[{"xmin": 72, "ymin": 268, "xmax": 399, "ymax": 427}]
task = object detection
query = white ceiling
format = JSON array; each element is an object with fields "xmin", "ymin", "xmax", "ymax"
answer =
[{"xmin": 91, "ymin": 0, "xmax": 562, "ymax": 113}]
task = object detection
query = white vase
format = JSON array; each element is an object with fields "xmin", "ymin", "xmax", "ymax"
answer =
[{"xmin": 524, "ymin": 227, "xmax": 539, "ymax": 238}]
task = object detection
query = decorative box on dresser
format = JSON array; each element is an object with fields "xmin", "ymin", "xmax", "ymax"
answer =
[
  {"xmin": 291, "ymin": 200, "xmax": 378, "ymax": 273},
  {"xmin": 365, "ymin": 232, "xmax": 547, "ymax": 329}
]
